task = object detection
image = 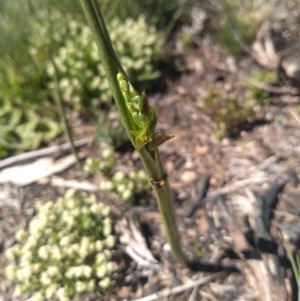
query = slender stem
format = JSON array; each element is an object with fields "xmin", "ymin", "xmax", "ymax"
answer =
[
  {"xmin": 52, "ymin": 60, "xmax": 81, "ymax": 169},
  {"xmin": 79, "ymin": 0, "xmax": 187, "ymax": 265}
]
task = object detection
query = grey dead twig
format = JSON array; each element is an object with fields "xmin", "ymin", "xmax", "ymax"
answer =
[
  {"xmin": 132, "ymin": 273, "xmax": 226, "ymax": 301},
  {"xmin": 0, "ymin": 137, "xmax": 92, "ymax": 169}
]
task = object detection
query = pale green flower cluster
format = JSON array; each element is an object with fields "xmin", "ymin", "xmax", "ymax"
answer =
[
  {"xmin": 100, "ymin": 170, "xmax": 150, "ymax": 202},
  {"xmin": 84, "ymin": 146, "xmax": 115, "ymax": 174},
  {"xmin": 5, "ymin": 190, "xmax": 116, "ymax": 301},
  {"xmin": 40, "ymin": 11, "xmax": 162, "ymax": 113},
  {"xmin": 110, "ymin": 16, "xmax": 162, "ymax": 81}
]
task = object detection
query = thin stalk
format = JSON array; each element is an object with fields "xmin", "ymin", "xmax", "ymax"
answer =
[
  {"xmin": 52, "ymin": 60, "xmax": 81, "ymax": 169},
  {"xmin": 79, "ymin": 0, "xmax": 187, "ymax": 265}
]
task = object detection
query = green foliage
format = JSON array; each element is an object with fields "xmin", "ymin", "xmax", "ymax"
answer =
[
  {"xmin": 0, "ymin": 5, "xmax": 62, "ymax": 158},
  {"xmin": 109, "ymin": 0, "xmax": 182, "ymax": 29},
  {"xmin": 0, "ymin": 3, "xmax": 163, "ymax": 157},
  {"xmin": 212, "ymin": 0, "xmax": 272, "ymax": 55},
  {"xmin": 44, "ymin": 13, "xmax": 163, "ymax": 114},
  {"xmin": 5, "ymin": 190, "xmax": 116, "ymax": 301},
  {"xmin": 100, "ymin": 170, "xmax": 150, "ymax": 203},
  {"xmin": 246, "ymin": 68, "xmax": 277, "ymax": 105},
  {"xmin": 0, "ymin": 97, "xmax": 61, "ymax": 158},
  {"xmin": 200, "ymin": 90, "xmax": 254, "ymax": 139}
]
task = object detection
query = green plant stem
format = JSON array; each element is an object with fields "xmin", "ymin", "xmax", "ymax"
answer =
[
  {"xmin": 52, "ymin": 60, "xmax": 81, "ymax": 169},
  {"xmin": 79, "ymin": 0, "xmax": 187, "ymax": 265},
  {"xmin": 288, "ymin": 250, "xmax": 300, "ymax": 301}
]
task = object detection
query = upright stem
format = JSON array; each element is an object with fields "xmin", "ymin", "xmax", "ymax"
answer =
[
  {"xmin": 79, "ymin": 0, "xmax": 187, "ymax": 265},
  {"xmin": 52, "ymin": 60, "xmax": 81, "ymax": 169}
]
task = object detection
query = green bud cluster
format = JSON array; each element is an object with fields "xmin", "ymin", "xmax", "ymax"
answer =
[
  {"xmin": 117, "ymin": 73, "xmax": 157, "ymax": 150},
  {"xmin": 5, "ymin": 190, "xmax": 116, "ymax": 301},
  {"xmin": 84, "ymin": 146, "xmax": 115, "ymax": 174},
  {"xmin": 117, "ymin": 73, "xmax": 174, "ymax": 150},
  {"xmin": 99, "ymin": 170, "xmax": 150, "ymax": 203}
]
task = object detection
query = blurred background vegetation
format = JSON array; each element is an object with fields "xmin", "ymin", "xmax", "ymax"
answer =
[{"xmin": 0, "ymin": 0, "xmax": 278, "ymax": 158}]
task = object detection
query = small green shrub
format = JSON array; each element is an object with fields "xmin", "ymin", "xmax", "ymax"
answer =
[
  {"xmin": 100, "ymin": 170, "xmax": 150, "ymax": 203},
  {"xmin": 0, "ymin": 7, "xmax": 163, "ymax": 157},
  {"xmin": 84, "ymin": 145, "xmax": 115, "ymax": 174},
  {"xmin": 0, "ymin": 4, "xmax": 61, "ymax": 157},
  {"xmin": 246, "ymin": 69, "xmax": 277, "ymax": 105},
  {"xmin": 110, "ymin": 0, "xmax": 182, "ymax": 29},
  {"xmin": 200, "ymin": 90, "xmax": 254, "ymax": 139},
  {"xmin": 0, "ymin": 98, "xmax": 61, "ymax": 157},
  {"xmin": 5, "ymin": 190, "xmax": 116, "ymax": 301},
  {"xmin": 212, "ymin": 0, "xmax": 272, "ymax": 55},
  {"xmin": 42, "ymin": 12, "xmax": 163, "ymax": 114}
]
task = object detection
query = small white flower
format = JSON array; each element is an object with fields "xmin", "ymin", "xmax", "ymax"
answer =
[
  {"xmin": 103, "ymin": 221, "xmax": 112, "ymax": 237},
  {"xmin": 47, "ymin": 266, "xmax": 59, "ymax": 277},
  {"xmin": 122, "ymin": 189, "xmax": 132, "ymax": 202},
  {"xmin": 45, "ymin": 284, "xmax": 57, "ymax": 299},
  {"xmin": 89, "ymin": 76, "xmax": 101, "ymax": 90},
  {"xmin": 66, "ymin": 268, "xmax": 74, "ymax": 279},
  {"xmin": 17, "ymin": 266, "xmax": 32, "ymax": 282},
  {"xmin": 5, "ymin": 265, "xmax": 16, "ymax": 281},
  {"xmin": 113, "ymin": 171, "xmax": 125, "ymax": 181},
  {"xmin": 64, "ymin": 197, "xmax": 76, "ymax": 209},
  {"xmin": 81, "ymin": 265, "xmax": 92, "ymax": 278},
  {"xmin": 32, "ymin": 292, "xmax": 44, "ymax": 301},
  {"xmin": 86, "ymin": 280, "xmax": 95, "ymax": 292},
  {"xmin": 96, "ymin": 264, "xmax": 106, "ymax": 278},
  {"xmin": 102, "ymin": 148, "xmax": 113, "ymax": 158},
  {"xmin": 59, "ymin": 78, "xmax": 69, "ymax": 90},
  {"xmin": 26, "ymin": 235, "xmax": 38, "ymax": 248},
  {"xmin": 98, "ymin": 277, "xmax": 111, "ymax": 289},
  {"xmin": 40, "ymin": 272, "xmax": 52, "ymax": 285},
  {"xmin": 14, "ymin": 285, "xmax": 22, "ymax": 297},
  {"xmin": 70, "ymin": 207, "xmax": 80, "ymax": 218},
  {"xmin": 67, "ymin": 243, "xmax": 80, "ymax": 257},
  {"xmin": 60, "ymin": 235, "xmax": 71, "ymax": 247},
  {"xmin": 65, "ymin": 189, "xmax": 76, "ymax": 199},
  {"xmin": 74, "ymin": 61, "xmax": 84, "ymax": 71},
  {"xmin": 99, "ymin": 180, "xmax": 113, "ymax": 191},
  {"xmin": 137, "ymin": 170, "xmax": 147, "ymax": 179},
  {"xmin": 95, "ymin": 240, "xmax": 104, "ymax": 252},
  {"xmin": 5, "ymin": 246, "xmax": 19, "ymax": 260},
  {"xmin": 117, "ymin": 183, "xmax": 126, "ymax": 194},
  {"xmin": 29, "ymin": 219, "xmax": 43, "ymax": 235},
  {"xmin": 101, "ymin": 205, "xmax": 110, "ymax": 217},
  {"xmin": 78, "ymin": 247, "xmax": 89, "ymax": 259},
  {"xmin": 15, "ymin": 229, "xmax": 28, "ymax": 242},
  {"xmin": 51, "ymin": 246, "xmax": 62, "ymax": 261},
  {"xmin": 104, "ymin": 235, "xmax": 115, "ymax": 248},
  {"xmin": 19, "ymin": 253, "xmax": 31, "ymax": 268},
  {"xmin": 62, "ymin": 214, "xmax": 75, "ymax": 228},
  {"xmin": 90, "ymin": 203, "xmax": 100, "ymax": 214},
  {"xmin": 46, "ymin": 64, "xmax": 55, "ymax": 76},
  {"xmin": 75, "ymin": 280, "xmax": 87, "ymax": 293},
  {"xmin": 57, "ymin": 287, "xmax": 68, "ymax": 301},
  {"xmin": 95, "ymin": 253, "xmax": 106, "ymax": 265},
  {"xmin": 38, "ymin": 246, "xmax": 49, "ymax": 260},
  {"xmin": 31, "ymin": 263, "xmax": 40, "ymax": 273}
]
